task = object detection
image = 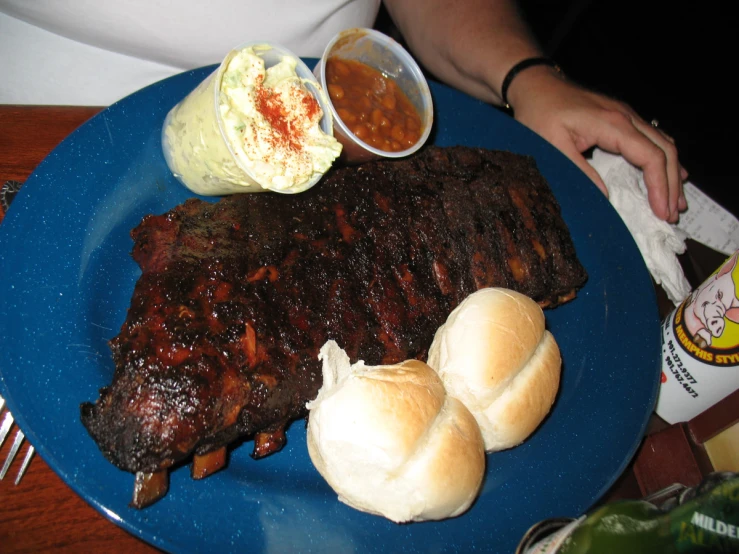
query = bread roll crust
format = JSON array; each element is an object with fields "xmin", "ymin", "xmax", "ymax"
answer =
[
  {"xmin": 427, "ymin": 288, "xmax": 561, "ymax": 451},
  {"xmin": 306, "ymin": 342, "xmax": 485, "ymax": 523}
]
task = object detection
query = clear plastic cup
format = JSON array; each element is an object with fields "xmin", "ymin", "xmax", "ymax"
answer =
[
  {"xmin": 314, "ymin": 28, "xmax": 434, "ymax": 164},
  {"xmin": 162, "ymin": 42, "xmax": 337, "ymax": 195}
]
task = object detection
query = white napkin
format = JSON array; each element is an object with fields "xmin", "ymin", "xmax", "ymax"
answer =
[{"xmin": 589, "ymin": 149, "xmax": 691, "ymax": 305}]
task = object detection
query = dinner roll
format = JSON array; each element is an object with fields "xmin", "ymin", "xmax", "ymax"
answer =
[
  {"xmin": 306, "ymin": 340, "xmax": 485, "ymax": 523},
  {"xmin": 427, "ymin": 288, "xmax": 561, "ymax": 452}
]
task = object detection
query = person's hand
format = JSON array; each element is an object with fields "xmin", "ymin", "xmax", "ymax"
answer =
[{"xmin": 507, "ymin": 67, "xmax": 687, "ymax": 222}]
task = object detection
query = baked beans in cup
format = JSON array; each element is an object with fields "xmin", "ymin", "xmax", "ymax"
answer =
[{"xmin": 314, "ymin": 28, "xmax": 433, "ymax": 164}]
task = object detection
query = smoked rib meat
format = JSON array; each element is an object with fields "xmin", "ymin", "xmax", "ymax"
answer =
[{"xmin": 80, "ymin": 146, "xmax": 587, "ymax": 480}]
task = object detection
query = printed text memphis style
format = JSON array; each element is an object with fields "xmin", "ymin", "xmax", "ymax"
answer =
[{"xmin": 675, "ymin": 325, "xmax": 739, "ymax": 364}]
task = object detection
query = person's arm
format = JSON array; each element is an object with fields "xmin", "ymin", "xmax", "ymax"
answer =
[{"xmin": 382, "ymin": 0, "xmax": 686, "ymax": 222}]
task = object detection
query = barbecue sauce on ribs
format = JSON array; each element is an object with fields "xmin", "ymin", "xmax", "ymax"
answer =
[{"xmin": 80, "ymin": 147, "xmax": 587, "ymax": 502}]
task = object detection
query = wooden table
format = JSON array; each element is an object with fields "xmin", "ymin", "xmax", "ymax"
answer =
[{"xmin": 0, "ymin": 105, "xmax": 734, "ymax": 552}]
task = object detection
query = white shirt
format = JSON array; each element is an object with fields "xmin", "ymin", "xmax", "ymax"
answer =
[{"xmin": 0, "ymin": 0, "xmax": 381, "ymax": 105}]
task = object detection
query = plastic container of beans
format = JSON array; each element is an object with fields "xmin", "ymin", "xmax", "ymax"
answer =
[{"xmin": 314, "ymin": 28, "xmax": 434, "ymax": 164}]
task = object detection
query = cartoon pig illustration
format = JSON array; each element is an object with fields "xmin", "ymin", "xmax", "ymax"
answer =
[{"xmin": 683, "ymin": 252, "xmax": 739, "ymax": 348}]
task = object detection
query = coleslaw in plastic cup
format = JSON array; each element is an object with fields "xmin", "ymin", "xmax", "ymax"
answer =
[{"xmin": 162, "ymin": 41, "xmax": 341, "ymax": 195}]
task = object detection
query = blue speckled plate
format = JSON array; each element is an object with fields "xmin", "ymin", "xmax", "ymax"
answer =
[{"xmin": 0, "ymin": 63, "xmax": 661, "ymax": 553}]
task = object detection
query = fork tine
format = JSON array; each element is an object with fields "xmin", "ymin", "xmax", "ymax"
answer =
[
  {"xmin": 1, "ymin": 429, "xmax": 25, "ymax": 480},
  {"xmin": 1, "ymin": 394, "xmax": 36, "ymax": 484},
  {"xmin": 0, "ymin": 410, "xmax": 13, "ymax": 449},
  {"xmin": 15, "ymin": 444, "xmax": 35, "ymax": 485}
]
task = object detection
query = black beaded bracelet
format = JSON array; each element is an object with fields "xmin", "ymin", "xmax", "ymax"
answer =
[{"xmin": 501, "ymin": 57, "xmax": 562, "ymax": 111}]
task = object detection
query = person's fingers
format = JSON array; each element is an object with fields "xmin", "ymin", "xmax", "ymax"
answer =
[
  {"xmin": 679, "ymin": 166, "xmax": 688, "ymax": 210},
  {"xmin": 574, "ymin": 109, "xmax": 675, "ymax": 221},
  {"xmin": 632, "ymin": 118, "xmax": 682, "ymax": 222}
]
